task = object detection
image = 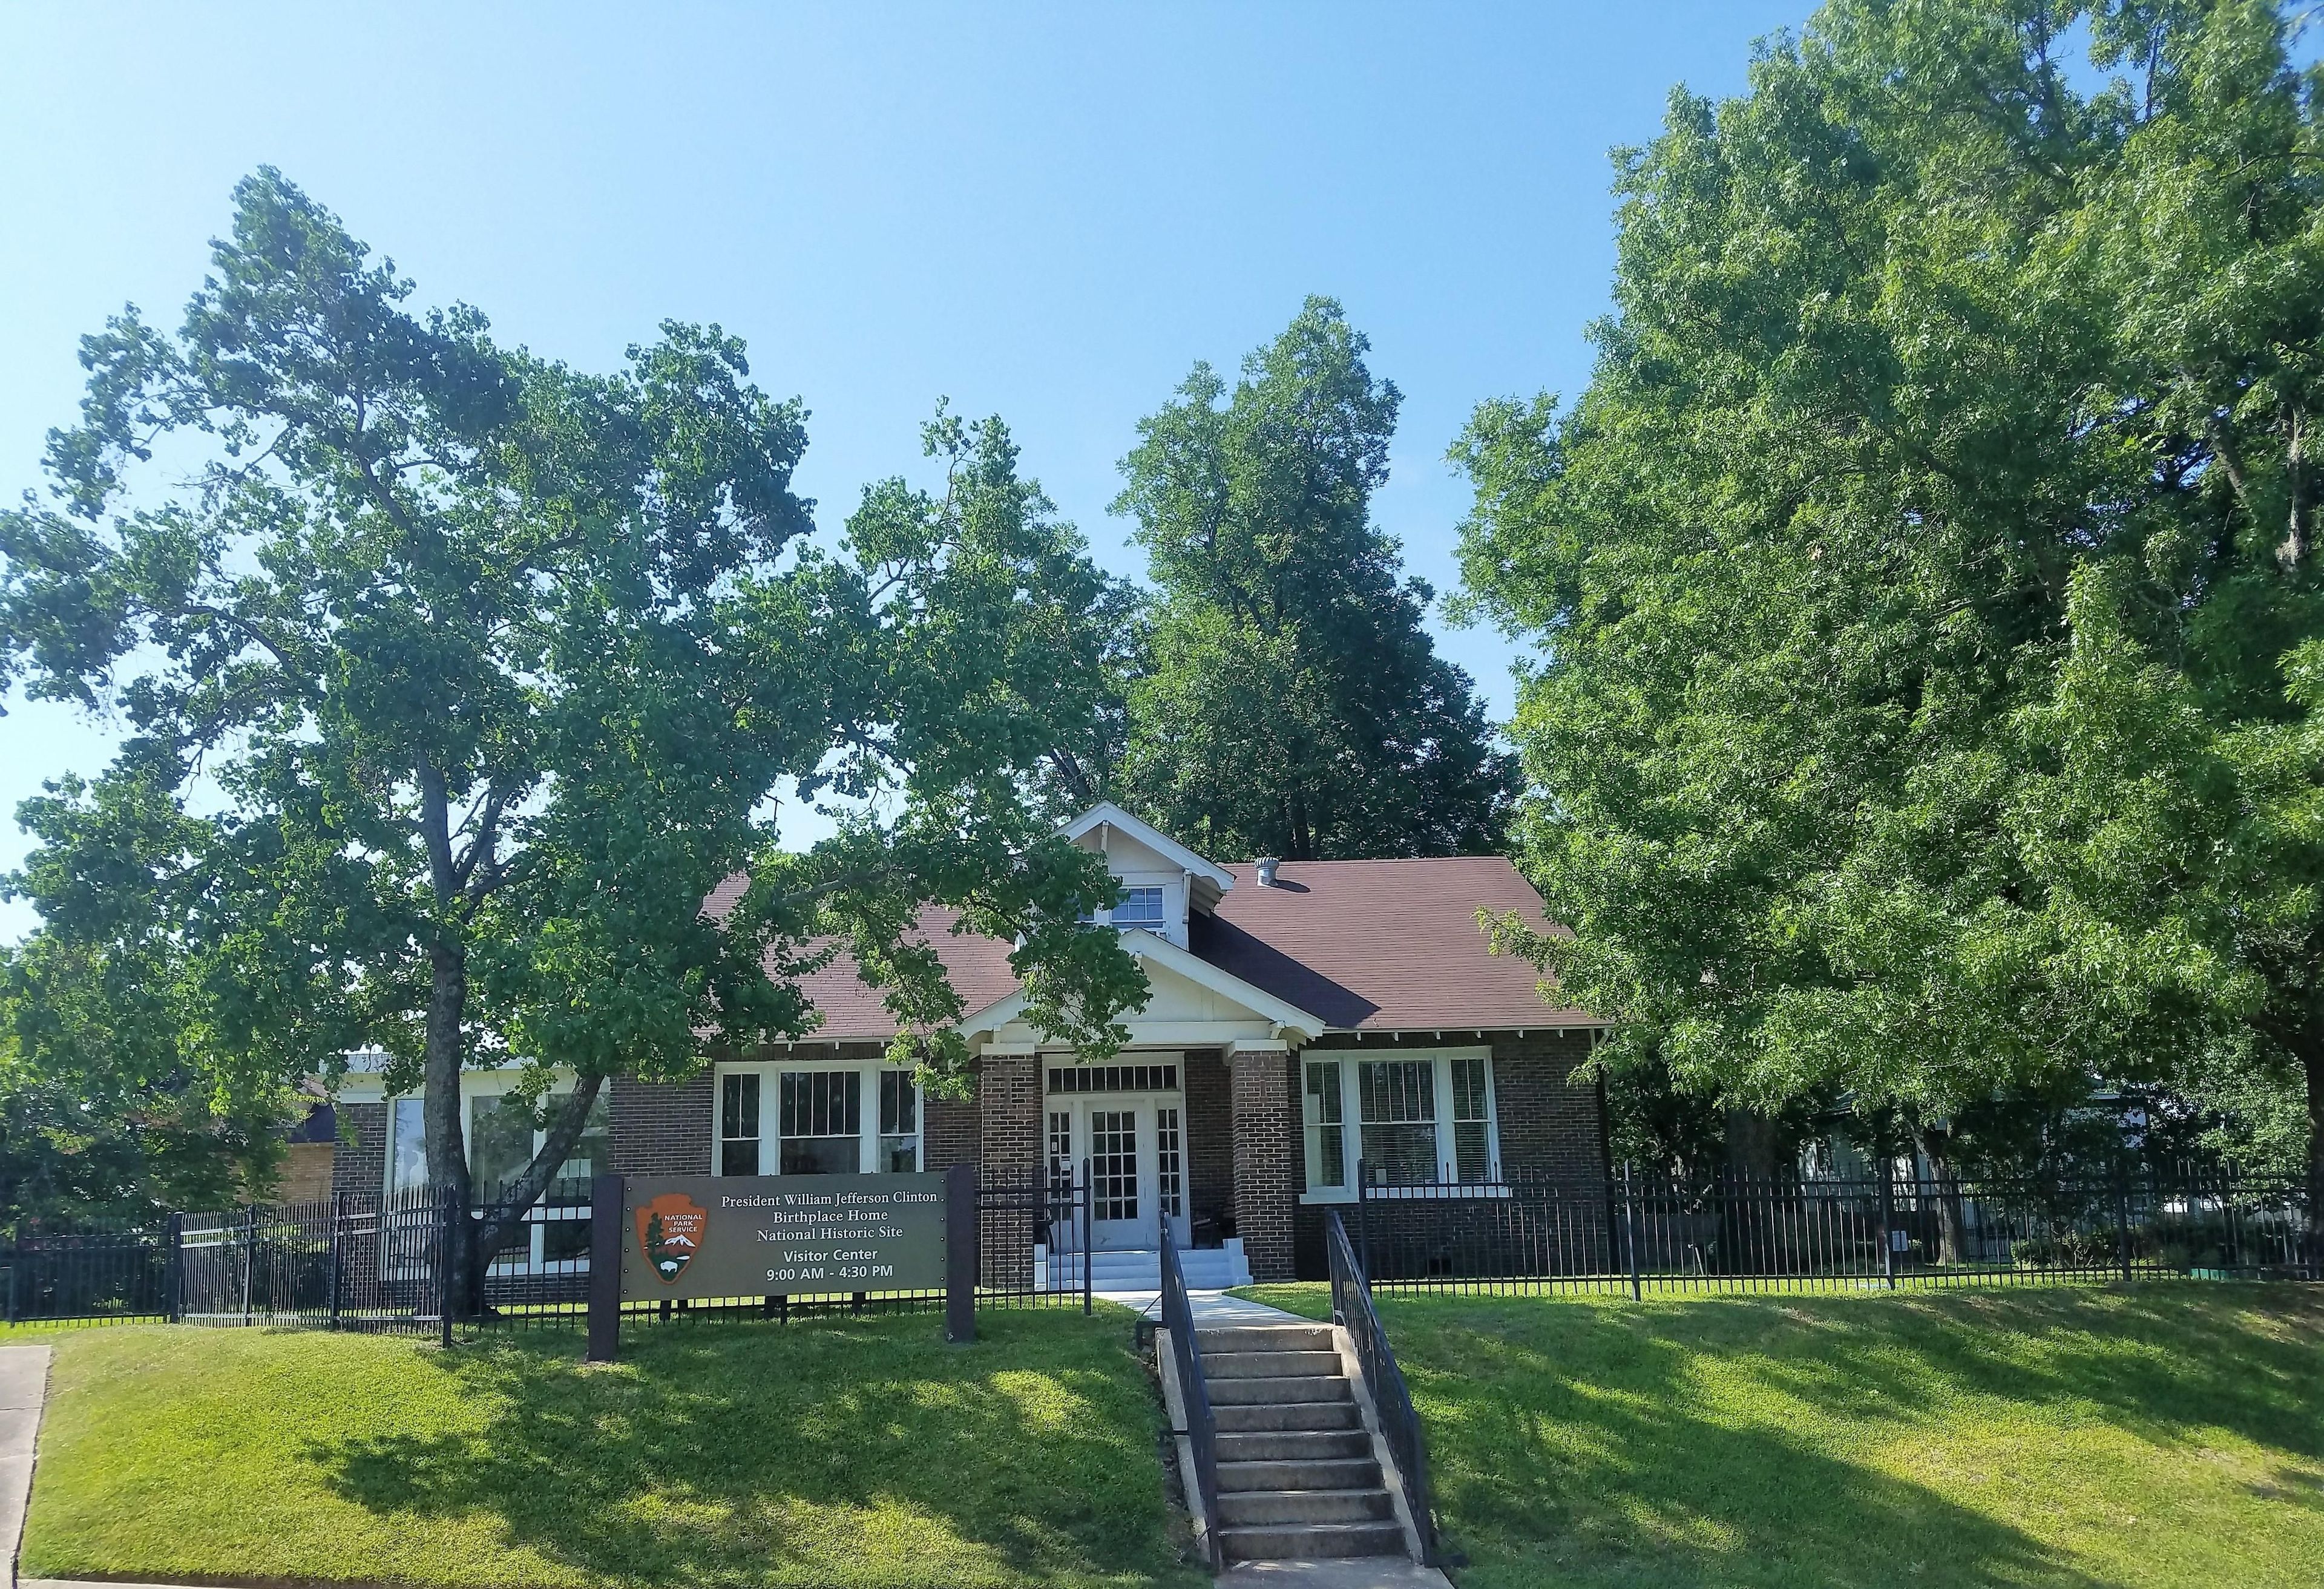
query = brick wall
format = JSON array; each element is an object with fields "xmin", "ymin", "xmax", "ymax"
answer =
[
  {"xmin": 609, "ymin": 1075, "xmax": 715, "ymax": 1176},
  {"xmin": 1230, "ymin": 1049, "xmax": 1296, "ymax": 1282},
  {"xmin": 333, "ymin": 1101, "xmax": 388, "ymax": 1199},
  {"xmin": 924, "ymin": 1089, "xmax": 980, "ymax": 1173},
  {"xmin": 977, "ymin": 1055, "xmax": 1042, "ymax": 1285},
  {"xmin": 279, "ymin": 1142, "xmax": 336, "ymax": 1204},
  {"xmin": 1184, "ymin": 1049, "xmax": 1234, "ymax": 1243},
  {"xmin": 1488, "ymin": 1029, "xmax": 1607, "ymax": 1181}
]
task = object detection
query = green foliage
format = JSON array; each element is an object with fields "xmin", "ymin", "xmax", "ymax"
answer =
[
  {"xmin": 1455, "ymin": 1, "xmax": 2324, "ymax": 1174},
  {"xmin": 1112, "ymin": 298, "xmax": 1517, "ymax": 860},
  {"xmin": 0, "ymin": 171, "xmax": 1143, "ymax": 1243}
]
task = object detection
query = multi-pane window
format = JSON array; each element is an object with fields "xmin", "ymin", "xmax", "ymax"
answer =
[
  {"xmin": 1451, "ymin": 1056, "xmax": 1495, "ymax": 1183},
  {"xmin": 1111, "ymin": 886, "xmax": 1166, "ymax": 931},
  {"xmin": 878, "ymin": 1070, "xmax": 920, "ymax": 1173},
  {"xmin": 1156, "ymin": 1104, "xmax": 1184, "ymax": 1219},
  {"xmin": 721, "ymin": 1073, "xmax": 761, "ymax": 1176},
  {"xmin": 1090, "ymin": 1109, "xmax": 1139, "ymax": 1220},
  {"xmin": 1298, "ymin": 1052, "xmax": 1500, "ymax": 1197},
  {"xmin": 1359, "ymin": 1060, "xmax": 1440, "ymax": 1186},
  {"xmin": 1048, "ymin": 1110, "xmax": 1074, "ymax": 1184},
  {"xmin": 780, "ymin": 1070, "xmax": 861, "ymax": 1175},
  {"xmin": 1303, "ymin": 1060, "xmax": 1346, "ymax": 1192}
]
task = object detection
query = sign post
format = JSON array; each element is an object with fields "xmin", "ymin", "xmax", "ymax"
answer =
[
  {"xmin": 944, "ymin": 1162, "xmax": 976, "ymax": 1345},
  {"xmin": 585, "ymin": 1173, "xmax": 625, "ymax": 1363},
  {"xmin": 585, "ymin": 1170, "xmax": 955, "ymax": 1361}
]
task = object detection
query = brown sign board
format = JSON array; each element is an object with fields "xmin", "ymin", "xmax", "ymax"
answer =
[{"xmin": 619, "ymin": 1173, "xmax": 949, "ymax": 1302}]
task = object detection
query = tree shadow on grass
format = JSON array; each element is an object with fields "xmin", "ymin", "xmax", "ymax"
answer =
[
  {"xmin": 309, "ymin": 1311, "xmax": 1188, "ymax": 1588},
  {"xmin": 1384, "ymin": 1286, "xmax": 2324, "ymax": 1589}
]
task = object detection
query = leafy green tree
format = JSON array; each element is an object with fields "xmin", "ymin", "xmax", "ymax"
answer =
[
  {"xmin": 1113, "ymin": 298, "xmax": 1517, "ymax": 861},
  {"xmin": 1456, "ymin": 0, "xmax": 2324, "ymax": 1179},
  {"xmin": 0, "ymin": 171, "xmax": 1143, "ymax": 1298}
]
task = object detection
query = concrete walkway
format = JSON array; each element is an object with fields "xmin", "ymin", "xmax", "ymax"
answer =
[
  {"xmin": 0, "ymin": 1345, "xmax": 48, "ymax": 1588},
  {"xmin": 1102, "ymin": 1286, "xmax": 1311, "ymax": 1325},
  {"xmin": 1219, "ymin": 1562, "xmax": 1454, "ymax": 1588}
]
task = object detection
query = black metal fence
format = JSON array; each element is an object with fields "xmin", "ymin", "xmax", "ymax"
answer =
[
  {"xmin": 0, "ymin": 1170, "xmax": 1097, "ymax": 1337},
  {"xmin": 1354, "ymin": 1165, "xmax": 2323, "ymax": 1296}
]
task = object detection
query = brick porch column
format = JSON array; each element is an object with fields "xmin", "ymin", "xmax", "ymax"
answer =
[
  {"xmin": 978, "ymin": 1053, "xmax": 1041, "ymax": 1286},
  {"xmin": 1230, "ymin": 1047, "xmax": 1296, "ymax": 1282}
]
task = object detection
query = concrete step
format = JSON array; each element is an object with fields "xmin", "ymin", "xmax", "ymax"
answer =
[
  {"xmin": 1219, "ymin": 1521, "xmax": 1407, "ymax": 1562},
  {"xmin": 1207, "ymin": 1374, "xmax": 1353, "ymax": 1406},
  {"xmin": 1213, "ymin": 1399, "xmax": 1364, "ymax": 1433},
  {"xmin": 1215, "ymin": 1428, "xmax": 1373, "ymax": 1463},
  {"xmin": 1202, "ymin": 1349, "xmax": 1343, "ymax": 1379},
  {"xmin": 1199, "ymin": 1323, "xmax": 1334, "ymax": 1354},
  {"xmin": 1216, "ymin": 1486, "xmax": 1396, "ymax": 1527},
  {"xmin": 1217, "ymin": 1457, "xmax": 1382, "ymax": 1493}
]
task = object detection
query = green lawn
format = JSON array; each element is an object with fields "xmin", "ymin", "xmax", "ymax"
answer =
[
  {"xmin": 24, "ymin": 1309, "xmax": 1204, "ymax": 1589},
  {"xmin": 1238, "ymin": 1282, "xmax": 2324, "ymax": 1589}
]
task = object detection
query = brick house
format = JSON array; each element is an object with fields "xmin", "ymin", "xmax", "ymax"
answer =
[{"xmin": 332, "ymin": 803, "xmax": 1609, "ymax": 1286}]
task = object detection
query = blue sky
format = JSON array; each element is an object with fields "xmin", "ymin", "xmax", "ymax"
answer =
[{"xmin": 0, "ymin": 2, "xmax": 1808, "ymax": 938}]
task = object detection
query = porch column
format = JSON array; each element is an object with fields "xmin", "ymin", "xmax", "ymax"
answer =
[
  {"xmin": 1229, "ymin": 1045, "xmax": 1296, "ymax": 1282},
  {"xmin": 977, "ymin": 1049, "xmax": 1041, "ymax": 1287}
]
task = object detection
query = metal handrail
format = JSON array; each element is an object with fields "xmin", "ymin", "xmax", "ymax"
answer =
[
  {"xmin": 1159, "ymin": 1213, "xmax": 1224, "ymax": 1571},
  {"xmin": 1327, "ymin": 1209, "xmax": 1439, "ymax": 1565}
]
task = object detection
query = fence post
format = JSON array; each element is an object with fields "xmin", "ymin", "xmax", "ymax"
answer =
[
  {"xmin": 944, "ymin": 1162, "xmax": 976, "ymax": 1344},
  {"xmin": 327, "ymin": 1191, "xmax": 344, "ymax": 1330},
  {"xmin": 165, "ymin": 1211, "xmax": 185, "ymax": 1322},
  {"xmin": 240, "ymin": 1204, "xmax": 258, "ymax": 1326},
  {"xmin": 1080, "ymin": 1158, "xmax": 1092, "ymax": 1317},
  {"xmin": 1623, "ymin": 1162, "xmax": 1643, "ymax": 1302},
  {"xmin": 1356, "ymin": 1160, "xmax": 1373, "ymax": 1283},
  {"xmin": 432, "ymin": 1199, "xmax": 450, "ymax": 1348},
  {"xmin": 1880, "ymin": 1165, "xmax": 1897, "ymax": 1291},
  {"xmin": 585, "ymin": 1173, "xmax": 625, "ymax": 1363},
  {"xmin": 2115, "ymin": 1167, "xmax": 2133, "ymax": 1284}
]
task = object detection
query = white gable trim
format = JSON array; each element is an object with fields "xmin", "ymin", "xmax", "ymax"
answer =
[
  {"xmin": 959, "ymin": 929, "xmax": 1327, "ymax": 1045},
  {"xmin": 1060, "ymin": 801, "xmax": 1236, "ymax": 893}
]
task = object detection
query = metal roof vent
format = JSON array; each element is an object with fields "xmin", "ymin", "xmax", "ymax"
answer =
[{"xmin": 1254, "ymin": 856, "xmax": 1280, "ymax": 888}]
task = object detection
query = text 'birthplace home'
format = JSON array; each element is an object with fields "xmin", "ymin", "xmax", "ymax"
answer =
[{"xmin": 331, "ymin": 803, "xmax": 1610, "ymax": 1288}]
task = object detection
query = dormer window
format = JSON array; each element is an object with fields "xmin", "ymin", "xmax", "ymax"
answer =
[{"xmin": 1111, "ymin": 886, "xmax": 1166, "ymax": 932}]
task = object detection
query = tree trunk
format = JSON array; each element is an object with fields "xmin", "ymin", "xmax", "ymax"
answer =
[
  {"xmin": 422, "ymin": 935, "xmax": 474, "ymax": 1317},
  {"xmin": 467, "ymin": 1074, "xmax": 607, "ymax": 1311},
  {"xmin": 1913, "ymin": 1124, "xmax": 1971, "ymax": 1266}
]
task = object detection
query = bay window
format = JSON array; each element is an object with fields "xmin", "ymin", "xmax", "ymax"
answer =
[{"xmin": 1301, "ymin": 1049, "xmax": 1500, "ymax": 1197}]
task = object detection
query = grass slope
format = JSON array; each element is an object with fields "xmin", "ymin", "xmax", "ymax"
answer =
[
  {"xmin": 1239, "ymin": 1283, "xmax": 2324, "ymax": 1589},
  {"xmin": 25, "ymin": 1309, "xmax": 1203, "ymax": 1589}
]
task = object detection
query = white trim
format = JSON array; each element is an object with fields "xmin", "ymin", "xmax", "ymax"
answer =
[
  {"xmin": 1298, "ymin": 1046, "xmax": 1500, "ymax": 1196},
  {"xmin": 711, "ymin": 1056, "xmax": 923, "ymax": 1179},
  {"xmin": 1060, "ymin": 801, "xmax": 1236, "ymax": 893},
  {"xmin": 960, "ymin": 931, "xmax": 1329, "ymax": 1043}
]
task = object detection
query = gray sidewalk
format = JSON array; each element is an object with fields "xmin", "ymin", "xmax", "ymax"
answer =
[{"xmin": 0, "ymin": 1345, "xmax": 48, "ymax": 1589}]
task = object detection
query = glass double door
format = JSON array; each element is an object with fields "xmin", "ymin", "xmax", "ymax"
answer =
[{"xmin": 1049, "ymin": 1094, "xmax": 1188, "ymax": 1251}]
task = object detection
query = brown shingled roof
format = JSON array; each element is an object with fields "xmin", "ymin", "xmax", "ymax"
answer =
[
  {"xmin": 752, "ymin": 854, "xmax": 1592, "ymax": 1040},
  {"xmin": 1193, "ymin": 857, "xmax": 1591, "ymax": 1031}
]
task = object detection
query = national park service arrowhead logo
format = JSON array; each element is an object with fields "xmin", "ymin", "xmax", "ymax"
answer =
[{"xmin": 635, "ymin": 1191, "xmax": 709, "ymax": 1285}]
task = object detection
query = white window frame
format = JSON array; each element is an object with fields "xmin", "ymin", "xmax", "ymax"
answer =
[
  {"xmin": 711, "ymin": 1057, "xmax": 923, "ymax": 1179},
  {"xmin": 1298, "ymin": 1047, "xmax": 1500, "ymax": 1204},
  {"xmin": 381, "ymin": 1078, "xmax": 608, "ymax": 1275}
]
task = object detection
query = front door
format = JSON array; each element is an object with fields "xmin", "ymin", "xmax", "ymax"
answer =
[{"xmin": 1048, "ymin": 1092, "xmax": 1189, "ymax": 1251}]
